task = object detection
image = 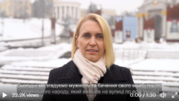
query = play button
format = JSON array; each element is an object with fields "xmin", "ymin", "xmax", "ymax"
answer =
[{"xmin": 2, "ymin": 92, "xmax": 7, "ymax": 98}]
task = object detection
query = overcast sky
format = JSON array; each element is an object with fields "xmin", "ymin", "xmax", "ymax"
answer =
[
  {"xmin": 63, "ymin": 0, "xmax": 144, "ymax": 15},
  {"xmin": 0, "ymin": 0, "xmax": 144, "ymax": 15}
]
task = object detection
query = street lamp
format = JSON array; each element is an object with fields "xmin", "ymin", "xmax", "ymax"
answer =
[
  {"xmin": 50, "ymin": 0, "xmax": 56, "ymax": 44},
  {"xmin": 41, "ymin": 0, "xmax": 45, "ymax": 46}
]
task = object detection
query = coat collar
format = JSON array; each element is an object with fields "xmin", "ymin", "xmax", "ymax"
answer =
[{"xmin": 56, "ymin": 60, "xmax": 128, "ymax": 84}]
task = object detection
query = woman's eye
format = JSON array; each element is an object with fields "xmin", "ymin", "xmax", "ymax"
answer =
[
  {"xmin": 83, "ymin": 34, "xmax": 90, "ymax": 37},
  {"xmin": 97, "ymin": 35, "xmax": 103, "ymax": 38}
]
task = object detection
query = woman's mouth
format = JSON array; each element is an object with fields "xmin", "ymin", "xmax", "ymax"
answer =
[{"xmin": 87, "ymin": 49, "xmax": 98, "ymax": 54}]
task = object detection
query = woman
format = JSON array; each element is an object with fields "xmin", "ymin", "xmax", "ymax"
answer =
[{"xmin": 42, "ymin": 13, "xmax": 140, "ymax": 101}]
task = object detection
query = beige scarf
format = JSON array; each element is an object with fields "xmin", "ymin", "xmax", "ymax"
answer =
[{"xmin": 73, "ymin": 49, "xmax": 106, "ymax": 101}]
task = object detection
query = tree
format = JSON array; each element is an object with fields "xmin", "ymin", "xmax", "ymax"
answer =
[{"xmin": 32, "ymin": 0, "xmax": 53, "ymax": 18}]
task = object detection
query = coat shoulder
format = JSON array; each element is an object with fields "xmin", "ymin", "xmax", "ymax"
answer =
[
  {"xmin": 110, "ymin": 64, "xmax": 131, "ymax": 74},
  {"xmin": 109, "ymin": 64, "xmax": 132, "ymax": 82},
  {"xmin": 48, "ymin": 60, "xmax": 74, "ymax": 83},
  {"xmin": 50, "ymin": 60, "xmax": 73, "ymax": 73}
]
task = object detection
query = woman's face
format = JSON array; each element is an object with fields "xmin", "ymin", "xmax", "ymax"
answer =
[{"xmin": 76, "ymin": 20, "xmax": 105, "ymax": 62}]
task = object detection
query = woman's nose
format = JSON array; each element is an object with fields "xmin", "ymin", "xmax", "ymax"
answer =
[{"xmin": 89, "ymin": 37, "xmax": 96, "ymax": 46}]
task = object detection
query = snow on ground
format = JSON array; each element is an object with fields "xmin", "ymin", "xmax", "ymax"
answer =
[
  {"xmin": 130, "ymin": 59, "xmax": 179, "ymax": 71},
  {"xmin": 38, "ymin": 42, "xmax": 71, "ymax": 51},
  {"xmin": 0, "ymin": 42, "xmax": 179, "ymax": 60},
  {"xmin": 113, "ymin": 41, "xmax": 140, "ymax": 49},
  {"xmin": 115, "ymin": 59, "xmax": 144, "ymax": 67},
  {"xmin": 0, "ymin": 46, "xmax": 8, "ymax": 52},
  {"xmin": 113, "ymin": 41, "xmax": 179, "ymax": 50},
  {"xmin": 1, "ymin": 58, "xmax": 140, "ymax": 70},
  {"xmin": 0, "ymin": 41, "xmax": 179, "ymax": 66},
  {"xmin": 0, "ymin": 42, "xmax": 146, "ymax": 66},
  {"xmin": 0, "ymin": 18, "xmax": 63, "ymax": 40},
  {"xmin": 0, "ymin": 43, "xmax": 71, "ymax": 65},
  {"xmin": 8, "ymin": 58, "xmax": 71, "ymax": 68},
  {"xmin": 130, "ymin": 59, "xmax": 179, "ymax": 92}
]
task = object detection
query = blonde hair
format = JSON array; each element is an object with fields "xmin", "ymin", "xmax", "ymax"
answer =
[{"xmin": 71, "ymin": 13, "xmax": 115, "ymax": 69}]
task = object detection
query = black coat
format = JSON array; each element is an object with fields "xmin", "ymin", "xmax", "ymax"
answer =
[{"xmin": 42, "ymin": 60, "xmax": 140, "ymax": 101}]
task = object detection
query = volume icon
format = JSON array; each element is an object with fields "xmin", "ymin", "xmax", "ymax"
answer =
[{"xmin": 160, "ymin": 92, "xmax": 166, "ymax": 98}]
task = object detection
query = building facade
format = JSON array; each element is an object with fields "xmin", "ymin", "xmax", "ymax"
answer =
[
  {"xmin": 102, "ymin": 8, "xmax": 116, "ymax": 29},
  {"xmin": 114, "ymin": 16, "xmax": 137, "ymax": 43},
  {"xmin": 0, "ymin": 0, "xmax": 31, "ymax": 18},
  {"xmin": 123, "ymin": 17, "xmax": 137, "ymax": 41},
  {"xmin": 53, "ymin": 0, "xmax": 81, "ymax": 21},
  {"xmin": 137, "ymin": 0, "xmax": 179, "ymax": 42}
]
